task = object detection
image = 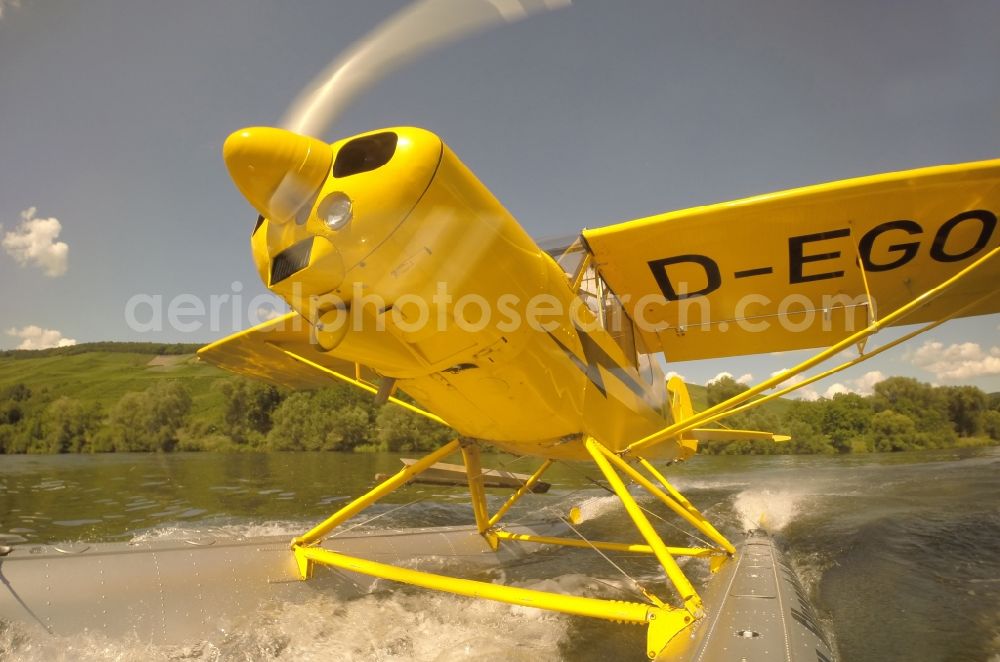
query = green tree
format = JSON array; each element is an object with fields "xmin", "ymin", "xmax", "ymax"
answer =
[
  {"xmin": 0, "ymin": 424, "xmax": 13, "ymax": 454},
  {"xmin": 336, "ymin": 404, "xmax": 376, "ymax": 448},
  {"xmin": 982, "ymin": 410, "xmax": 1000, "ymax": 440},
  {"xmin": 107, "ymin": 391, "xmax": 147, "ymax": 450},
  {"xmin": 819, "ymin": 393, "xmax": 872, "ymax": 453},
  {"xmin": 872, "ymin": 377, "xmax": 955, "ymax": 447},
  {"xmin": 779, "ymin": 398, "xmax": 834, "ymax": 454},
  {"xmin": 700, "ymin": 376, "xmax": 786, "ymax": 454},
  {"xmin": 43, "ymin": 397, "xmax": 103, "ymax": 453},
  {"xmin": 870, "ymin": 410, "xmax": 918, "ymax": 452},
  {"xmin": 742, "ymin": 408, "xmax": 783, "ymax": 453},
  {"xmin": 267, "ymin": 389, "xmax": 375, "ymax": 451},
  {"xmin": 706, "ymin": 376, "xmax": 749, "ymax": 407},
  {"xmin": 940, "ymin": 385, "xmax": 988, "ymax": 437},
  {"xmin": 375, "ymin": 406, "xmax": 452, "ymax": 452},
  {"xmin": 107, "ymin": 381, "xmax": 192, "ymax": 451},
  {"xmin": 267, "ymin": 393, "xmax": 317, "ymax": 450},
  {"xmin": 785, "ymin": 418, "xmax": 835, "ymax": 454},
  {"xmin": 216, "ymin": 378, "xmax": 285, "ymax": 446},
  {"xmin": 4, "ymin": 409, "xmax": 44, "ymax": 454},
  {"xmin": 782, "ymin": 400, "xmax": 833, "ymax": 453},
  {"xmin": 0, "ymin": 400, "xmax": 23, "ymax": 426},
  {"xmin": 0, "ymin": 383, "xmax": 31, "ymax": 429},
  {"xmin": 1, "ymin": 383, "xmax": 32, "ymax": 402}
]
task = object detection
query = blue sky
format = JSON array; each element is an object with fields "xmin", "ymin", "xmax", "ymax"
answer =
[{"xmin": 1, "ymin": 0, "xmax": 998, "ymax": 395}]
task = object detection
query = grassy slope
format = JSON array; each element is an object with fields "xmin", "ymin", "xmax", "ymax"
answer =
[
  {"xmin": 0, "ymin": 349, "xmax": 230, "ymax": 423},
  {"xmin": 0, "ymin": 344, "xmax": 792, "ymax": 430}
]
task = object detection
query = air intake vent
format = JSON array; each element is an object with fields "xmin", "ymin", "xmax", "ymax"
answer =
[
  {"xmin": 270, "ymin": 239, "xmax": 313, "ymax": 285},
  {"xmin": 333, "ymin": 132, "xmax": 398, "ymax": 178}
]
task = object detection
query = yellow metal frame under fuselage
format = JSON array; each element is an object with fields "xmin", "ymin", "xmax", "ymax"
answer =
[{"xmin": 290, "ymin": 437, "xmax": 733, "ymax": 659}]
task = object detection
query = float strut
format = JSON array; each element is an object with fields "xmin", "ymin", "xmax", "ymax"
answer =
[
  {"xmin": 291, "ymin": 438, "xmax": 461, "ymax": 549},
  {"xmin": 460, "ymin": 441, "xmax": 498, "ymax": 550},
  {"xmin": 584, "ymin": 438, "xmax": 703, "ymax": 617},
  {"xmin": 488, "ymin": 459, "xmax": 554, "ymax": 528}
]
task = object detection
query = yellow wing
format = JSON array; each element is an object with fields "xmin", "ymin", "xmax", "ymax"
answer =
[
  {"xmin": 199, "ymin": 312, "xmax": 450, "ymax": 425},
  {"xmin": 583, "ymin": 159, "xmax": 1000, "ymax": 362},
  {"xmin": 689, "ymin": 429, "xmax": 790, "ymax": 443},
  {"xmin": 197, "ymin": 312, "xmax": 357, "ymax": 389}
]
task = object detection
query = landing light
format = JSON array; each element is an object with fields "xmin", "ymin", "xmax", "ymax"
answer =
[{"xmin": 318, "ymin": 192, "xmax": 353, "ymax": 231}]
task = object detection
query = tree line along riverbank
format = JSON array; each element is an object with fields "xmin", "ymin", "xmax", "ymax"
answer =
[{"xmin": 0, "ymin": 343, "xmax": 997, "ymax": 455}]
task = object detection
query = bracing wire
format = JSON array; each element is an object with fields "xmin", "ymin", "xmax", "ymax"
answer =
[
  {"xmin": 328, "ymin": 497, "xmax": 426, "ymax": 539},
  {"xmin": 553, "ymin": 459, "xmax": 715, "ymax": 549},
  {"xmin": 557, "ymin": 514, "xmax": 662, "ymax": 606}
]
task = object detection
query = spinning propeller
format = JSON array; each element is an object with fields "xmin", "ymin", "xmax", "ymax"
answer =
[{"xmin": 223, "ymin": 0, "xmax": 570, "ymax": 225}]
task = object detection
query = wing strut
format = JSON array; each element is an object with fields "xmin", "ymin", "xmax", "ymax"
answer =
[
  {"xmin": 719, "ymin": 288, "xmax": 997, "ymax": 420},
  {"xmin": 625, "ymin": 242, "xmax": 1000, "ymax": 457},
  {"xmin": 848, "ymin": 219, "xmax": 877, "ymax": 353},
  {"xmin": 273, "ymin": 345, "xmax": 449, "ymax": 427}
]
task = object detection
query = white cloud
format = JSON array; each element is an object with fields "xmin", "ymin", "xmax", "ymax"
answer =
[
  {"xmin": 706, "ymin": 371, "xmax": 752, "ymax": 386},
  {"xmin": 776, "ymin": 368, "xmax": 886, "ymax": 400},
  {"xmin": 907, "ymin": 341, "xmax": 1000, "ymax": 381},
  {"xmin": 853, "ymin": 370, "xmax": 885, "ymax": 394},
  {"xmin": 0, "ymin": 1, "xmax": 21, "ymax": 20},
  {"xmin": 770, "ymin": 368, "xmax": 820, "ymax": 400},
  {"xmin": 2, "ymin": 207, "xmax": 69, "ymax": 277},
  {"xmin": 7, "ymin": 325, "xmax": 77, "ymax": 350},
  {"xmin": 706, "ymin": 371, "xmax": 731, "ymax": 386},
  {"xmin": 665, "ymin": 370, "xmax": 686, "ymax": 383},
  {"xmin": 824, "ymin": 383, "xmax": 850, "ymax": 398}
]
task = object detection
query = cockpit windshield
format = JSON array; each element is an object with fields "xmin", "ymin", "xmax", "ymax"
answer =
[{"xmin": 553, "ymin": 236, "xmax": 587, "ymax": 276}]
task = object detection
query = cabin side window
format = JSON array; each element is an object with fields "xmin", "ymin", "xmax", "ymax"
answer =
[
  {"xmin": 600, "ymin": 283, "xmax": 638, "ymax": 368},
  {"xmin": 552, "ymin": 237, "xmax": 645, "ymax": 372},
  {"xmin": 572, "ymin": 261, "xmax": 639, "ymax": 369},
  {"xmin": 553, "ymin": 238, "xmax": 662, "ymax": 393}
]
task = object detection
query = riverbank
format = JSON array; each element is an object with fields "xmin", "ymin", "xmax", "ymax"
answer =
[{"xmin": 1, "ymin": 344, "xmax": 997, "ymax": 455}]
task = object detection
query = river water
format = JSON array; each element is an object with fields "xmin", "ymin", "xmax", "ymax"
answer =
[{"xmin": 1, "ymin": 448, "xmax": 998, "ymax": 661}]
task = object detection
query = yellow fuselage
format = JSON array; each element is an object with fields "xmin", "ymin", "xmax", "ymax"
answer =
[{"xmin": 234, "ymin": 127, "xmax": 673, "ymax": 461}]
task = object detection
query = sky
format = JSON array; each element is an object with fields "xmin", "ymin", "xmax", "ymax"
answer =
[{"xmin": 1, "ymin": 0, "xmax": 998, "ymax": 397}]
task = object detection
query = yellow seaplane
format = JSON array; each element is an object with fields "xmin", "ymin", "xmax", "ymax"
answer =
[
  {"xmin": 190, "ymin": 11, "xmax": 1000, "ymax": 658},
  {"xmin": 3, "ymin": 2, "xmax": 997, "ymax": 660},
  {"xmin": 196, "ymin": 125, "xmax": 999, "ymax": 658}
]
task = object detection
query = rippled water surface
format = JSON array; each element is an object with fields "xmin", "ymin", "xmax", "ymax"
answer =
[{"xmin": 1, "ymin": 448, "xmax": 998, "ymax": 661}]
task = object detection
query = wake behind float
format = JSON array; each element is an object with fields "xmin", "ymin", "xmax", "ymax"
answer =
[{"xmin": 0, "ymin": 525, "xmax": 833, "ymax": 661}]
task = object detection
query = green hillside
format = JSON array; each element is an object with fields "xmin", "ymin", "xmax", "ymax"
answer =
[
  {"xmin": 0, "ymin": 346, "xmax": 786, "ymax": 438},
  {"xmin": 0, "ymin": 343, "xmax": 996, "ymax": 455},
  {"xmin": 0, "ymin": 343, "xmax": 450, "ymax": 454},
  {"xmin": 0, "ymin": 346, "xmax": 228, "ymax": 423}
]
